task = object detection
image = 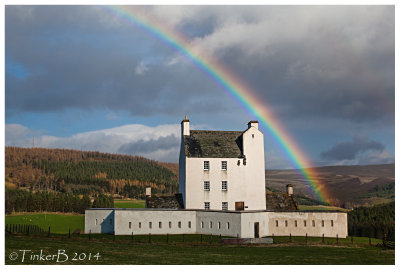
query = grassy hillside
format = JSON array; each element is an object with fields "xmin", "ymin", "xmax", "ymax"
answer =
[{"xmin": 5, "ymin": 213, "xmax": 84, "ymax": 234}]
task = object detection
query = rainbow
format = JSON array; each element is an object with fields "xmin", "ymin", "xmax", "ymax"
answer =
[{"xmin": 102, "ymin": 6, "xmax": 331, "ymax": 203}]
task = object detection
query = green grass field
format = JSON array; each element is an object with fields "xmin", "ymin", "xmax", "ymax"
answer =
[
  {"xmin": 5, "ymin": 234, "xmax": 394, "ymax": 265},
  {"xmin": 114, "ymin": 199, "xmax": 145, "ymax": 208},
  {"xmin": 5, "ymin": 213, "xmax": 84, "ymax": 234}
]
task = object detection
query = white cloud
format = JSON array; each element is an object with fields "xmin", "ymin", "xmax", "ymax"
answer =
[
  {"xmin": 5, "ymin": 123, "xmax": 181, "ymax": 162},
  {"xmin": 134, "ymin": 61, "xmax": 149, "ymax": 75}
]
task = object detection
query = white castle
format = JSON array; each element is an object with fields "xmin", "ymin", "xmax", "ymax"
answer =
[
  {"xmin": 179, "ymin": 116, "xmax": 266, "ymax": 211},
  {"xmin": 85, "ymin": 117, "xmax": 347, "ymax": 239}
]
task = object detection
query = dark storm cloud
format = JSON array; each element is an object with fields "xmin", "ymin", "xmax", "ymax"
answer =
[
  {"xmin": 118, "ymin": 134, "xmax": 179, "ymax": 154},
  {"xmin": 5, "ymin": 6, "xmax": 232, "ymax": 118},
  {"xmin": 320, "ymin": 135, "xmax": 385, "ymax": 161},
  {"xmin": 5, "ymin": 6, "xmax": 394, "ymax": 124}
]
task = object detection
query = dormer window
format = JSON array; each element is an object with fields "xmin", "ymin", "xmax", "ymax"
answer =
[
  {"xmin": 204, "ymin": 161, "xmax": 209, "ymax": 171},
  {"xmin": 221, "ymin": 161, "xmax": 227, "ymax": 170}
]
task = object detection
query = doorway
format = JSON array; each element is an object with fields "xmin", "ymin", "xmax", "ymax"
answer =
[{"xmin": 254, "ymin": 222, "xmax": 259, "ymax": 238}]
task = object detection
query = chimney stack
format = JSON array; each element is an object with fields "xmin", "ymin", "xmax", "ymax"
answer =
[
  {"xmin": 145, "ymin": 187, "xmax": 152, "ymax": 198},
  {"xmin": 181, "ymin": 115, "xmax": 190, "ymax": 136},
  {"xmin": 248, "ymin": 120, "xmax": 259, "ymax": 129},
  {"xmin": 286, "ymin": 184, "xmax": 293, "ymax": 196}
]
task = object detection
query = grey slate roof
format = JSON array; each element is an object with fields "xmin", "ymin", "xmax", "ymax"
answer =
[
  {"xmin": 146, "ymin": 194, "xmax": 184, "ymax": 209},
  {"xmin": 184, "ymin": 130, "xmax": 244, "ymax": 158}
]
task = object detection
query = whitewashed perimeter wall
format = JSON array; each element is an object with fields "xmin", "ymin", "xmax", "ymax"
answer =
[
  {"xmin": 114, "ymin": 210, "xmax": 196, "ymax": 235},
  {"xmin": 85, "ymin": 209, "xmax": 114, "ymax": 234},
  {"xmin": 240, "ymin": 212, "xmax": 270, "ymax": 238},
  {"xmin": 196, "ymin": 211, "xmax": 241, "ymax": 237},
  {"xmin": 85, "ymin": 210, "xmax": 348, "ymax": 239},
  {"xmin": 267, "ymin": 212, "xmax": 348, "ymax": 238}
]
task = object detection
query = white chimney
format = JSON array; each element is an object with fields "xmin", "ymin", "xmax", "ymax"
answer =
[
  {"xmin": 181, "ymin": 115, "xmax": 190, "ymax": 136},
  {"xmin": 145, "ymin": 187, "xmax": 152, "ymax": 197},
  {"xmin": 286, "ymin": 184, "xmax": 293, "ymax": 196},
  {"xmin": 248, "ymin": 120, "xmax": 258, "ymax": 129}
]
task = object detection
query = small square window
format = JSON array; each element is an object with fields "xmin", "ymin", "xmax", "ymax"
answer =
[
  {"xmin": 222, "ymin": 181, "xmax": 227, "ymax": 191},
  {"xmin": 204, "ymin": 161, "xmax": 209, "ymax": 170},
  {"xmin": 204, "ymin": 202, "xmax": 210, "ymax": 210},
  {"xmin": 204, "ymin": 181, "xmax": 210, "ymax": 191},
  {"xmin": 221, "ymin": 161, "xmax": 227, "ymax": 170},
  {"xmin": 222, "ymin": 202, "xmax": 228, "ymax": 211}
]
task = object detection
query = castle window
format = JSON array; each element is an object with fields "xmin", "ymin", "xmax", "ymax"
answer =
[
  {"xmin": 222, "ymin": 181, "xmax": 228, "ymax": 191},
  {"xmin": 304, "ymin": 220, "xmax": 307, "ymax": 227},
  {"xmin": 210, "ymin": 221, "xmax": 213, "ymax": 229},
  {"xmin": 139, "ymin": 222, "xmax": 141, "ymax": 229},
  {"xmin": 188, "ymin": 221, "xmax": 191, "ymax": 228},
  {"xmin": 218, "ymin": 222, "xmax": 221, "ymax": 229},
  {"xmin": 204, "ymin": 181, "xmax": 210, "ymax": 191},
  {"xmin": 294, "ymin": 220, "xmax": 298, "ymax": 227},
  {"xmin": 129, "ymin": 222, "xmax": 132, "ymax": 229},
  {"xmin": 110, "ymin": 218, "xmax": 113, "ymax": 225},
  {"xmin": 204, "ymin": 202, "xmax": 210, "ymax": 210},
  {"xmin": 204, "ymin": 161, "xmax": 209, "ymax": 171},
  {"xmin": 252, "ymin": 134, "xmax": 254, "ymax": 138},
  {"xmin": 331, "ymin": 220, "xmax": 334, "ymax": 227},
  {"xmin": 95, "ymin": 219, "xmax": 97, "ymax": 225},
  {"xmin": 222, "ymin": 202, "xmax": 228, "ymax": 211},
  {"xmin": 221, "ymin": 161, "xmax": 227, "ymax": 170},
  {"xmin": 159, "ymin": 222, "xmax": 162, "ymax": 229},
  {"xmin": 285, "ymin": 220, "xmax": 288, "ymax": 227},
  {"xmin": 322, "ymin": 220, "xmax": 325, "ymax": 227},
  {"xmin": 227, "ymin": 222, "xmax": 230, "ymax": 229},
  {"xmin": 178, "ymin": 221, "xmax": 181, "ymax": 228},
  {"xmin": 149, "ymin": 222, "xmax": 152, "ymax": 229},
  {"xmin": 275, "ymin": 220, "xmax": 279, "ymax": 227},
  {"xmin": 169, "ymin": 221, "xmax": 172, "ymax": 228},
  {"xmin": 201, "ymin": 221, "xmax": 204, "ymax": 228}
]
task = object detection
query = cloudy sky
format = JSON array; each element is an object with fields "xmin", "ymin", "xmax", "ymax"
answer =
[{"xmin": 5, "ymin": 5, "xmax": 394, "ymax": 169}]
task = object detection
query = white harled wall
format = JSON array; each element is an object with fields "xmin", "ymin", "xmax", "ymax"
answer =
[
  {"xmin": 180, "ymin": 121, "xmax": 267, "ymax": 211},
  {"xmin": 85, "ymin": 209, "xmax": 348, "ymax": 238}
]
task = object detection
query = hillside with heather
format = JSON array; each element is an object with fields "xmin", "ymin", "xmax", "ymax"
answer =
[
  {"xmin": 266, "ymin": 164, "xmax": 395, "ymax": 208},
  {"xmin": 5, "ymin": 147, "xmax": 178, "ymax": 198}
]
